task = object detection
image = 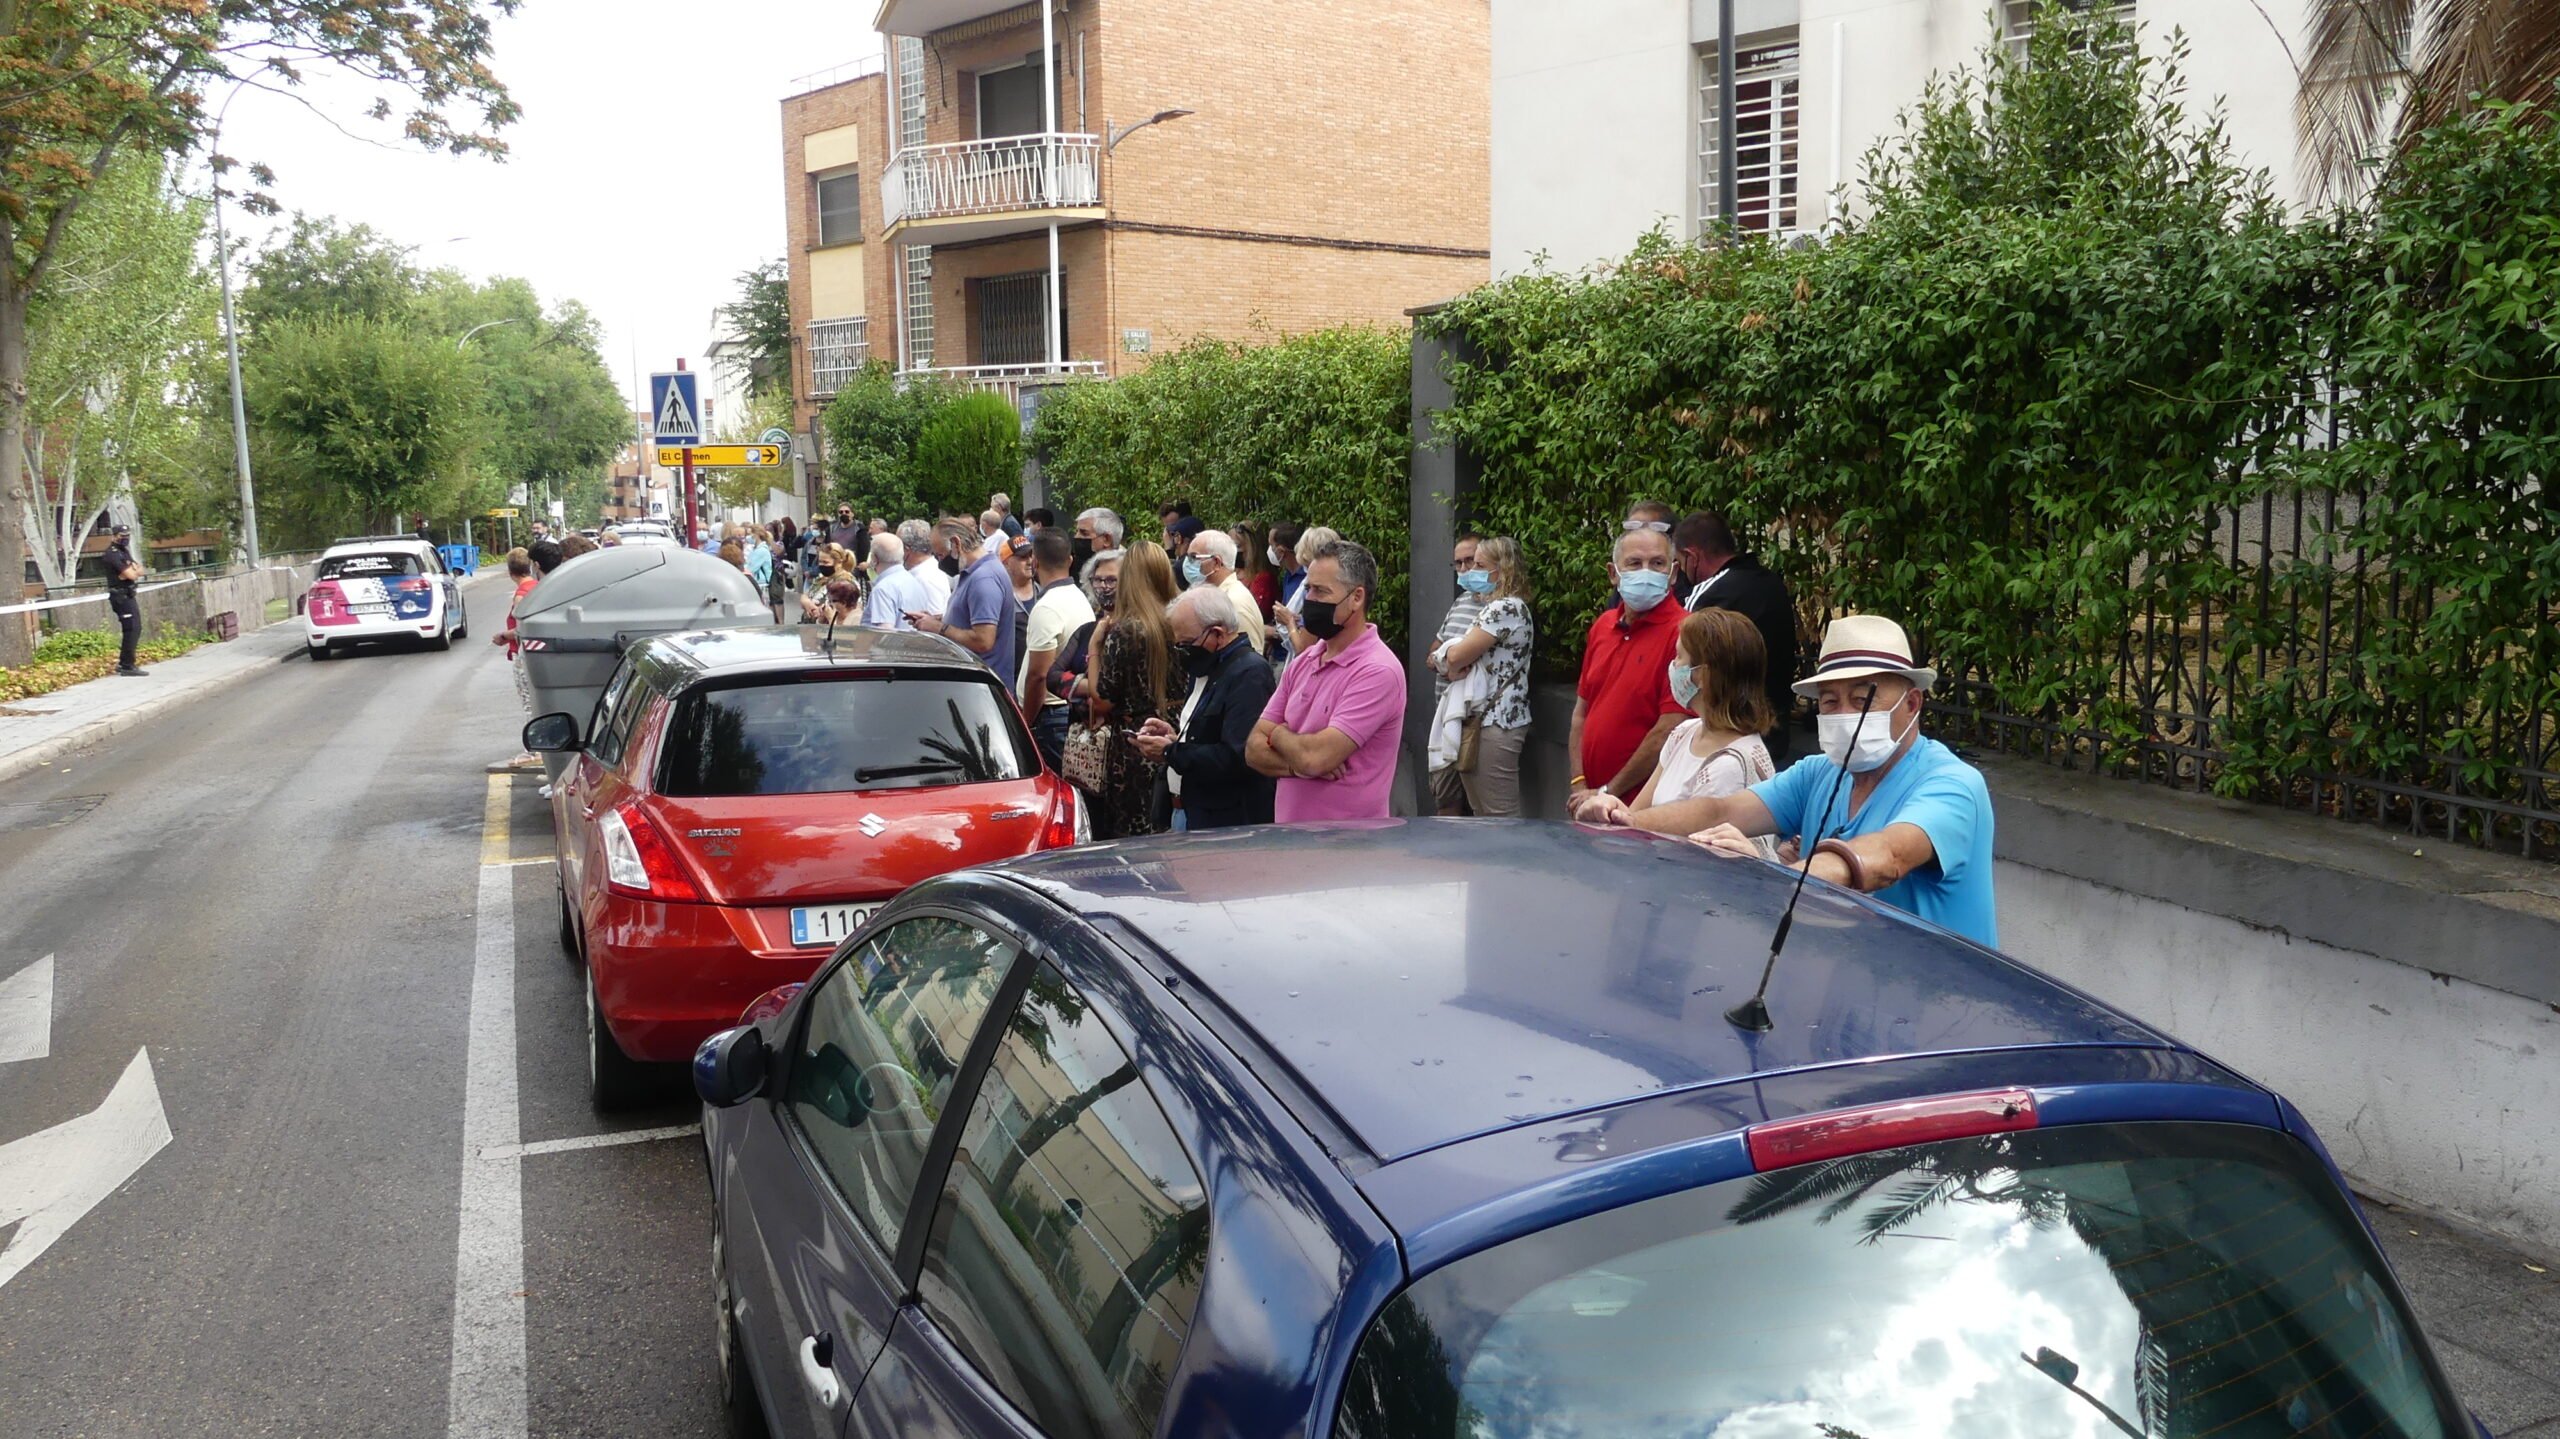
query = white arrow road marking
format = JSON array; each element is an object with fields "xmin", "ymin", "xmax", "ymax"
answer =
[
  {"xmin": 0, "ymin": 954, "xmax": 51, "ymax": 1063},
  {"xmin": 0, "ymin": 1047, "xmax": 172, "ymax": 1291}
]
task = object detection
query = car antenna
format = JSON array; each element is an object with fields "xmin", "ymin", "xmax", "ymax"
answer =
[{"xmin": 1724, "ymin": 690, "xmax": 1875, "ymax": 1033}]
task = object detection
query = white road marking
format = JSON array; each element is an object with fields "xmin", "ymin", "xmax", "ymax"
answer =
[
  {"xmin": 0, "ymin": 1047, "xmax": 172, "ymax": 1291},
  {"xmin": 447, "ymin": 776, "xmax": 527, "ymax": 1439},
  {"xmin": 0, "ymin": 953, "xmax": 52, "ymax": 1064},
  {"xmin": 480, "ymin": 1123, "xmax": 699, "ymax": 1162}
]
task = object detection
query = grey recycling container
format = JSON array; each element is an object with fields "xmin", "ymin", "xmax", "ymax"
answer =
[{"xmin": 515, "ymin": 546, "xmax": 768, "ymax": 780}]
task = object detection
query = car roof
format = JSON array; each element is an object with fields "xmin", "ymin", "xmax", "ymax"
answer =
[
  {"xmin": 996, "ymin": 821, "xmax": 2177, "ymax": 1165},
  {"xmin": 633, "ymin": 623, "xmax": 994, "ymax": 684}
]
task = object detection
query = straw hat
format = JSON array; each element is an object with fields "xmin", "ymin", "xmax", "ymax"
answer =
[{"xmin": 1792, "ymin": 614, "xmax": 1938, "ymax": 698}]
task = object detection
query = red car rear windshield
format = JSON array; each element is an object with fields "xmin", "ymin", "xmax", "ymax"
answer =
[
  {"xmin": 656, "ymin": 672, "xmax": 1036, "ymax": 797},
  {"xmin": 1333, "ymin": 1122, "xmax": 2464, "ymax": 1439}
]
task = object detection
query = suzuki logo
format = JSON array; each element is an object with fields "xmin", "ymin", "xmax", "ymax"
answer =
[{"xmin": 858, "ymin": 813, "xmax": 887, "ymax": 838}]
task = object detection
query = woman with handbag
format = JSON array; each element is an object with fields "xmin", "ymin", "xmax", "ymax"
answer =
[{"xmin": 1074, "ymin": 541, "xmax": 1180, "ymax": 838}]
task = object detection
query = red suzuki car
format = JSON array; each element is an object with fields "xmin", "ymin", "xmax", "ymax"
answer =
[{"xmin": 523, "ymin": 625, "xmax": 1083, "ymax": 1108}]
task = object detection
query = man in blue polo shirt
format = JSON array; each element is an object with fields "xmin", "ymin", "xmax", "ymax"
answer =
[
  {"xmin": 1588, "ymin": 614, "xmax": 1997, "ymax": 946},
  {"xmin": 907, "ymin": 517, "xmax": 1018, "ymax": 683}
]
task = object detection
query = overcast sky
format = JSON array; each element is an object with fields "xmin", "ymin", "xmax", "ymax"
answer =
[{"xmin": 218, "ymin": 1, "xmax": 887, "ymax": 410}]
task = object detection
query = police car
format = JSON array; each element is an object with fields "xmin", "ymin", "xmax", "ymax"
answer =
[{"xmin": 301, "ymin": 536, "xmax": 467, "ymax": 659}]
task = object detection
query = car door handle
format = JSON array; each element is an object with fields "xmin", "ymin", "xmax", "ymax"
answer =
[{"xmin": 796, "ymin": 1334, "xmax": 842, "ymax": 1408}]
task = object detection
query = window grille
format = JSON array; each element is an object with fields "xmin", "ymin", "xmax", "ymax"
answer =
[
  {"xmin": 1698, "ymin": 38, "xmax": 1802, "ymax": 237},
  {"xmin": 808, "ymin": 317, "xmax": 868, "ymax": 395},
  {"xmin": 2003, "ymin": 0, "xmax": 2136, "ymax": 61}
]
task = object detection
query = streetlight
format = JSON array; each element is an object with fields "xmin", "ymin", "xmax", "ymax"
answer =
[
  {"xmin": 2020, "ymin": 1348, "xmax": 2143, "ymax": 1439},
  {"xmin": 208, "ymin": 77, "xmax": 260, "ymax": 564},
  {"xmin": 1103, "ymin": 107, "xmax": 1195, "ymax": 380},
  {"xmin": 456, "ymin": 317, "xmax": 524, "ymax": 351},
  {"xmin": 1106, "ymin": 108, "xmax": 1195, "ymax": 153}
]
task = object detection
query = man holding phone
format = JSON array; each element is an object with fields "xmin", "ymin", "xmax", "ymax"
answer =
[{"xmin": 103, "ymin": 523, "xmax": 147, "ymax": 676}]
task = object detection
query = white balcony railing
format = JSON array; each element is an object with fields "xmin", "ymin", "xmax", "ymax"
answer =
[
  {"xmin": 901, "ymin": 361, "xmax": 1105, "ymax": 411},
  {"xmin": 808, "ymin": 317, "xmax": 869, "ymax": 396},
  {"xmin": 882, "ymin": 133, "xmax": 1102, "ymax": 230}
]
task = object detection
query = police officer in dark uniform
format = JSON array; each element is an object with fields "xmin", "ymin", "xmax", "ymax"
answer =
[{"xmin": 102, "ymin": 522, "xmax": 147, "ymax": 676}]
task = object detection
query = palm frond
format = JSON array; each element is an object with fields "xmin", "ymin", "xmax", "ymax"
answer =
[
  {"xmin": 1855, "ymin": 1176, "xmax": 1963, "ymax": 1245},
  {"xmin": 2299, "ymin": 0, "xmax": 2417, "ymax": 202},
  {"xmin": 1723, "ymin": 1152, "xmax": 1912, "ymax": 1226},
  {"xmin": 2409, "ymin": 0, "xmax": 2560, "ymax": 134}
]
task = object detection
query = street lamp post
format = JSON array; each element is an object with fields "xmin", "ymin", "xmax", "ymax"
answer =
[
  {"xmin": 456, "ymin": 317, "xmax": 524, "ymax": 351},
  {"xmin": 1102, "ymin": 108, "xmax": 1195, "ymax": 377},
  {"xmin": 209, "ymin": 79, "xmax": 260, "ymax": 565},
  {"xmin": 1716, "ymin": 0, "xmax": 1738, "ymax": 231}
]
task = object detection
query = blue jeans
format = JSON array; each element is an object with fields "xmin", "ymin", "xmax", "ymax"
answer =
[{"xmin": 1031, "ymin": 706, "xmax": 1070, "ymax": 775}]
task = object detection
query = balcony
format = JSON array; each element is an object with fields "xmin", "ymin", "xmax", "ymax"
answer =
[
  {"xmin": 874, "ymin": 0, "xmax": 1031, "ymax": 37},
  {"xmin": 901, "ymin": 361, "xmax": 1105, "ymax": 410},
  {"xmin": 808, "ymin": 317, "xmax": 870, "ymax": 397},
  {"xmin": 881, "ymin": 133, "xmax": 1103, "ymax": 243}
]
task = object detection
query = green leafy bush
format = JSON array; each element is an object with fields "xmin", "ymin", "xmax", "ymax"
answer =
[
  {"xmin": 35, "ymin": 628, "xmax": 121, "ymax": 663},
  {"xmin": 913, "ymin": 391, "xmax": 1023, "ymax": 520},
  {"xmin": 1035, "ymin": 326, "xmax": 1412, "ymax": 641},
  {"xmin": 820, "ymin": 361, "xmax": 961, "ymax": 520}
]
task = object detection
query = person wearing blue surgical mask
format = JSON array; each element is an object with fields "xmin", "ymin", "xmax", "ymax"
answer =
[
  {"xmin": 1568, "ymin": 526, "xmax": 1687, "ymax": 811},
  {"xmin": 1182, "ymin": 527, "xmax": 1267, "ymax": 655}
]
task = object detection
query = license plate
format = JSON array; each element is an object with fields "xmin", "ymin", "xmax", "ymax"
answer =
[
  {"xmin": 351, "ymin": 603, "xmax": 392, "ymax": 616},
  {"xmin": 790, "ymin": 904, "xmax": 876, "ymax": 948}
]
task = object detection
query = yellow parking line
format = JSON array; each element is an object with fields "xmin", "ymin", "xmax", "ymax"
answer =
[{"xmin": 480, "ymin": 772, "xmax": 512, "ymax": 867}]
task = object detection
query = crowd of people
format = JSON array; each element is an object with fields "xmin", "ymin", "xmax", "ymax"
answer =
[{"xmin": 504, "ymin": 492, "xmax": 1994, "ymax": 946}]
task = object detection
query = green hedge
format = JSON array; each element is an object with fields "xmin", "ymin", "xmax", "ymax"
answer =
[
  {"xmin": 1421, "ymin": 6, "xmax": 2557, "ymax": 838},
  {"xmin": 1034, "ymin": 326, "xmax": 1412, "ymax": 642}
]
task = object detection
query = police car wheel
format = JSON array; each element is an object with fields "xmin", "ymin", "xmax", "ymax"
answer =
[
  {"xmin": 429, "ymin": 612, "xmax": 454, "ymax": 651},
  {"xmin": 586, "ymin": 968, "xmax": 649, "ymax": 1112}
]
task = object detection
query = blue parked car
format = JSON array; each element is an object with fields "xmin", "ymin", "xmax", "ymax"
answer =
[{"xmin": 696, "ymin": 820, "xmax": 2478, "ymax": 1439}]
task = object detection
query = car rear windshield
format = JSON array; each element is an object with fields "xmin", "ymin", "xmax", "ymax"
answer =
[
  {"xmin": 319, "ymin": 552, "xmax": 423, "ymax": 579},
  {"xmin": 1334, "ymin": 1122, "xmax": 2463, "ymax": 1439},
  {"xmin": 656, "ymin": 672, "xmax": 1036, "ymax": 797}
]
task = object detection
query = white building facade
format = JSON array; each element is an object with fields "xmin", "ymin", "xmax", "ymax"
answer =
[{"xmin": 1492, "ymin": 0, "xmax": 2316, "ymax": 275}]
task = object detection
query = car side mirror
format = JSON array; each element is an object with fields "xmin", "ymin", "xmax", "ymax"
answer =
[
  {"xmin": 522, "ymin": 712, "xmax": 582, "ymax": 753},
  {"xmin": 694, "ymin": 1026, "xmax": 769, "ymax": 1108}
]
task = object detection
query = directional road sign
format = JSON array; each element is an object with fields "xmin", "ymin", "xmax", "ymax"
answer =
[
  {"xmin": 650, "ymin": 371, "xmax": 702, "ymax": 444},
  {"xmin": 486, "ymin": 507, "xmax": 519, "ymax": 519},
  {"xmin": 658, "ymin": 444, "xmax": 782, "ymax": 468}
]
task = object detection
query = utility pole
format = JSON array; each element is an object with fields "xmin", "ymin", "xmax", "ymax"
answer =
[{"xmin": 210, "ymin": 82, "xmax": 261, "ymax": 564}]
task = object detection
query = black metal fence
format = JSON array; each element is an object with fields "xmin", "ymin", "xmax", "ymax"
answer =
[{"xmin": 1925, "ymin": 477, "xmax": 2560, "ymax": 862}]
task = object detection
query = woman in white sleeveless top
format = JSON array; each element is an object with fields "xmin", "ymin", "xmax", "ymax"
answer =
[{"xmin": 1575, "ymin": 608, "xmax": 1778, "ymax": 856}]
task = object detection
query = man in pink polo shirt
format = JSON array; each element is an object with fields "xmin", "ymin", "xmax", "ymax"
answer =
[{"xmin": 1248, "ymin": 539, "xmax": 1408, "ymax": 822}]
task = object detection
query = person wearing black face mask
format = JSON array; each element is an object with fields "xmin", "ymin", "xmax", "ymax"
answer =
[{"xmin": 1132, "ymin": 586, "xmax": 1277, "ymax": 829}]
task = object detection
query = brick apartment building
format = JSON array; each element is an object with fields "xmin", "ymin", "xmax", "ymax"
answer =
[{"xmin": 777, "ymin": 0, "xmax": 1490, "ymax": 451}]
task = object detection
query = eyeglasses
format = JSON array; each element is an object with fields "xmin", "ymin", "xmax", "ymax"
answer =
[{"xmin": 1622, "ymin": 518, "xmax": 1672, "ymax": 534}]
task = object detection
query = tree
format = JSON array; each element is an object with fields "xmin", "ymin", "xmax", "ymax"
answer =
[
  {"xmin": 16, "ymin": 151, "xmax": 218, "ymax": 587},
  {"xmin": 820, "ymin": 362, "xmax": 957, "ymax": 521},
  {"xmin": 912, "ymin": 391, "xmax": 1021, "ymax": 519},
  {"xmin": 0, "ymin": 1, "xmax": 519, "ymax": 662},
  {"xmin": 247, "ymin": 317, "xmax": 483, "ymax": 546},
  {"xmin": 718, "ymin": 260, "xmax": 791, "ymax": 398},
  {"xmin": 241, "ymin": 214, "xmax": 423, "ymax": 329},
  {"xmin": 2300, "ymin": 0, "xmax": 2560, "ymax": 200}
]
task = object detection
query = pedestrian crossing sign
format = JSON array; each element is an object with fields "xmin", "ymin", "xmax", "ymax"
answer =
[{"xmin": 649, "ymin": 371, "xmax": 702, "ymax": 444}]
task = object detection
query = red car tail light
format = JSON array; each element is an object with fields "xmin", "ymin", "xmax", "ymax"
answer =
[
  {"xmin": 600, "ymin": 801, "xmax": 702, "ymax": 902},
  {"xmin": 1745, "ymin": 1088, "xmax": 2038, "ymax": 1172},
  {"xmin": 1039, "ymin": 785, "xmax": 1084, "ymax": 850},
  {"xmin": 395, "ymin": 576, "xmax": 433, "ymax": 594},
  {"xmin": 306, "ymin": 580, "xmax": 351, "ymax": 626}
]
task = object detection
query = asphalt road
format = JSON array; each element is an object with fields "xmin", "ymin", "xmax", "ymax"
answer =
[
  {"xmin": 1, "ymin": 575, "xmax": 2554, "ymax": 1438},
  {"xmin": 0, "ymin": 577, "xmax": 716, "ymax": 1439}
]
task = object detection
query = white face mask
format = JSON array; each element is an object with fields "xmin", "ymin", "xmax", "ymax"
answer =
[{"xmin": 1818, "ymin": 702, "xmax": 1909, "ymax": 773}]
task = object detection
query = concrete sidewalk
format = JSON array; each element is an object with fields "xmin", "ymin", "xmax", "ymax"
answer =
[
  {"xmin": 2375, "ymin": 1201, "xmax": 2560, "ymax": 1434},
  {"xmin": 0, "ymin": 621, "xmax": 312, "ymax": 786}
]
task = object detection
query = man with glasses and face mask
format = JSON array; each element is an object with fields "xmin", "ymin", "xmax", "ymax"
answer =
[
  {"xmin": 1580, "ymin": 614, "xmax": 1997, "ymax": 946},
  {"xmin": 1567, "ymin": 525, "xmax": 1688, "ymax": 811},
  {"xmin": 1132, "ymin": 586, "xmax": 1278, "ymax": 829}
]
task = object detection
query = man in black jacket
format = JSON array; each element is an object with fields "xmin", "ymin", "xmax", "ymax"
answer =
[
  {"xmin": 1674, "ymin": 511, "xmax": 1799, "ymax": 762},
  {"xmin": 101, "ymin": 523, "xmax": 147, "ymax": 676},
  {"xmin": 1132, "ymin": 586, "xmax": 1278, "ymax": 829}
]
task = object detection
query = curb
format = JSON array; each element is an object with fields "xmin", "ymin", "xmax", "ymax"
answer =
[{"xmin": 0, "ymin": 642, "xmax": 303, "ymax": 788}]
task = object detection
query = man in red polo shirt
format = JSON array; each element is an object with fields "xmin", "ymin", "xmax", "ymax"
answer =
[{"xmin": 1568, "ymin": 526, "xmax": 1686, "ymax": 809}]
